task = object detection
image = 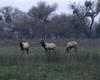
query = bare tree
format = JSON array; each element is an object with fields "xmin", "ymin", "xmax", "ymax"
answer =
[{"xmin": 70, "ymin": 0, "xmax": 100, "ymax": 38}]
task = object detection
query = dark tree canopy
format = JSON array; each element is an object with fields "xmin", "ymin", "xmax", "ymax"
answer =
[
  {"xmin": 0, "ymin": 1, "xmax": 99, "ymax": 39},
  {"xmin": 28, "ymin": 1, "xmax": 57, "ymax": 23}
]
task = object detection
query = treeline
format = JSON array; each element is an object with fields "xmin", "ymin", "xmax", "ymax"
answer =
[{"xmin": 0, "ymin": 0, "xmax": 100, "ymax": 39}]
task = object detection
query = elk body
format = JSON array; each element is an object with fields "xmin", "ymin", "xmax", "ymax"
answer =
[
  {"xmin": 19, "ymin": 39, "xmax": 30, "ymax": 54},
  {"xmin": 40, "ymin": 39, "xmax": 56, "ymax": 52},
  {"xmin": 66, "ymin": 41, "xmax": 78, "ymax": 53}
]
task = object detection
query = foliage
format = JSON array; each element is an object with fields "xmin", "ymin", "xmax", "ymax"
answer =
[{"xmin": 0, "ymin": 1, "xmax": 99, "ymax": 39}]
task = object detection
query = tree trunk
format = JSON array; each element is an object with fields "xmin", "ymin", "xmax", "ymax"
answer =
[{"xmin": 88, "ymin": 18, "xmax": 94, "ymax": 38}]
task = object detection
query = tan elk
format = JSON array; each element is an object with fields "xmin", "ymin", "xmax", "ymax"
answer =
[
  {"xmin": 66, "ymin": 41, "xmax": 78, "ymax": 53},
  {"xmin": 40, "ymin": 38, "xmax": 56, "ymax": 52},
  {"xmin": 18, "ymin": 39, "xmax": 30, "ymax": 54}
]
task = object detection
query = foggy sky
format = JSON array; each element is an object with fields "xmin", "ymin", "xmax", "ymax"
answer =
[{"xmin": 0, "ymin": 0, "xmax": 86, "ymax": 14}]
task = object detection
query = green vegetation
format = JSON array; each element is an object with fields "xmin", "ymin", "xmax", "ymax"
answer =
[{"xmin": 0, "ymin": 46, "xmax": 99, "ymax": 80}]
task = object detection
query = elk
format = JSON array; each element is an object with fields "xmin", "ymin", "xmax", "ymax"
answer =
[
  {"xmin": 66, "ymin": 41, "xmax": 78, "ymax": 53},
  {"xmin": 18, "ymin": 39, "xmax": 30, "ymax": 54},
  {"xmin": 40, "ymin": 38, "xmax": 56, "ymax": 52}
]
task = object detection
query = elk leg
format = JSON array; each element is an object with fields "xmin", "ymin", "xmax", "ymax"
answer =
[
  {"xmin": 26, "ymin": 48, "xmax": 29, "ymax": 54},
  {"xmin": 66, "ymin": 47, "xmax": 69, "ymax": 53}
]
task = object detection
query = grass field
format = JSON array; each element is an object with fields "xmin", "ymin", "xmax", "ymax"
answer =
[{"xmin": 0, "ymin": 39, "xmax": 100, "ymax": 80}]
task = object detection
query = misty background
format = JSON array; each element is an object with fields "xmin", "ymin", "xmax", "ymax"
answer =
[{"xmin": 0, "ymin": 0, "xmax": 100, "ymax": 39}]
